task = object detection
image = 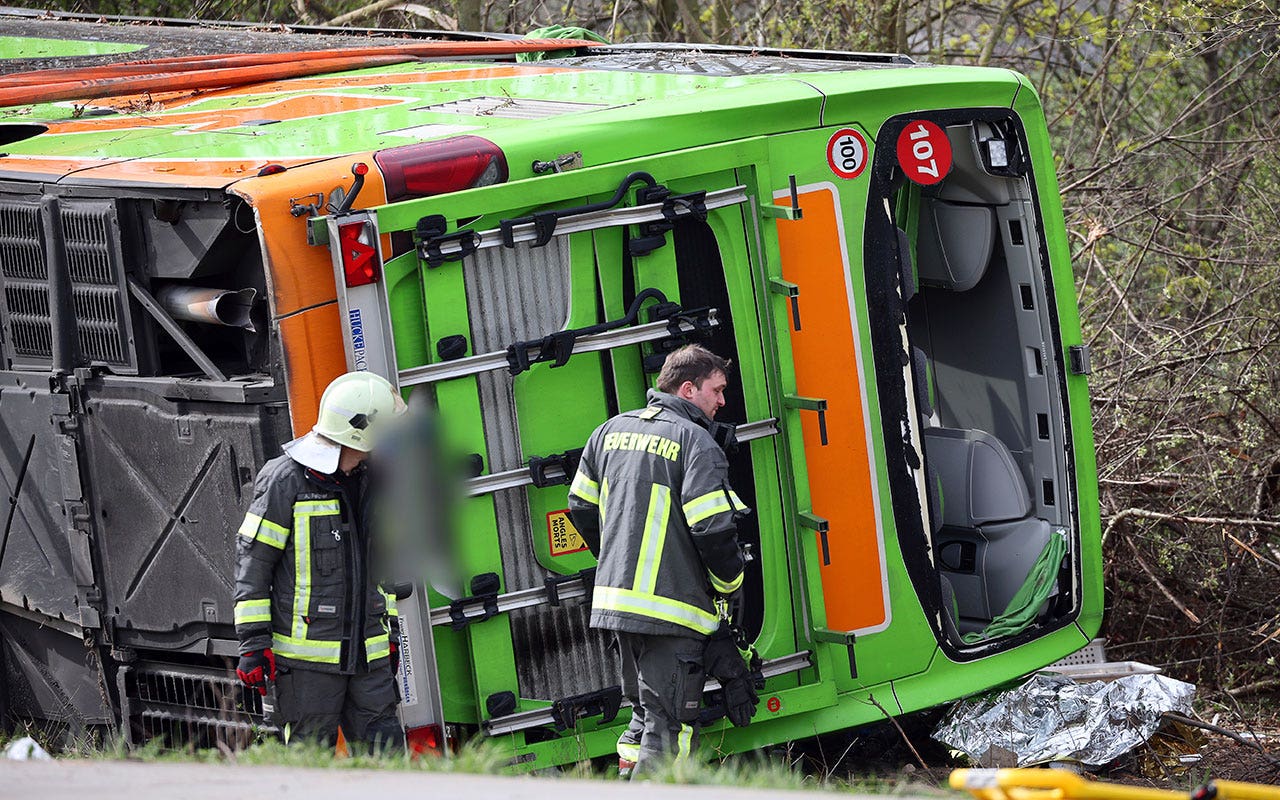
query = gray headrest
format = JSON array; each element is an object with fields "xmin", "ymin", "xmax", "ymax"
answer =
[
  {"xmin": 923, "ymin": 427, "xmax": 1030, "ymax": 526},
  {"xmin": 916, "ymin": 200, "xmax": 996, "ymax": 292}
]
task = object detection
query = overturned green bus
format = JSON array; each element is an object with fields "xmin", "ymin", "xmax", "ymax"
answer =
[{"xmin": 0, "ymin": 16, "xmax": 1100, "ymax": 766}]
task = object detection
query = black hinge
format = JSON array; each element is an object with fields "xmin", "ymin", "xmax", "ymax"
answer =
[
  {"xmin": 447, "ymin": 572, "xmax": 501, "ymax": 631},
  {"xmin": 1068, "ymin": 345, "xmax": 1091, "ymax": 375},
  {"xmin": 629, "ymin": 187, "xmax": 708, "ymax": 257},
  {"xmin": 550, "ymin": 685, "xmax": 622, "ymax": 730},
  {"xmin": 417, "ymin": 214, "xmax": 480, "ymax": 268},
  {"xmin": 545, "ymin": 567, "xmax": 594, "ymax": 608},
  {"xmin": 528, "ymin": 448, "xmax": 584, "ymax": 489}
]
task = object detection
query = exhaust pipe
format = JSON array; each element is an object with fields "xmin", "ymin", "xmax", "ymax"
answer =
[{"xmin": 156, "ymin": 286, "xmax": 257, "ymax": 332}]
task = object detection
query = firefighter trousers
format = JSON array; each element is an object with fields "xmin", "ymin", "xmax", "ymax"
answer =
[
  {"xmin": 615, "ymin": 631, "xmax": 707, "ymax": 778},
  {"xmin": 271, "ymin": 661, "xmax": 404, "ymax": 752}
]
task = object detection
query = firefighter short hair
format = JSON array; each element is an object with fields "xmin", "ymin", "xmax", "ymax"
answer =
[{"xmin": 657, "ymin": 345, "xmax": 732, "ymax": 393}]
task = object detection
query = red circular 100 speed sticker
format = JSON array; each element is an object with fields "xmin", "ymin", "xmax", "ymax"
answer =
[
  {"xmin": 826, "ymin": 128, "xmax": 868, "ymax": 180},
  {"xmin": 896, "ymin": 120, "xmax": 952, "ymax": 185}
]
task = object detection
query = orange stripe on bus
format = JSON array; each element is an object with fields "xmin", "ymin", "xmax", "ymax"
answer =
[
  {"xmin": 0, "ymin": 155, "xmax": 316, "ymax": 186},
  {"xmin": 232, "ymin": 155, "xmax": 389, "ymax": 435},
  {"xmin": 776, "ymin": 185, "xmax": 888, "ymax": 634},
  {"xmin": 48, "ymin": 94, "xmax": 403, "ymax": 134},
  {"xmin": 202, "ymin": 65, "xmax": 585, "ymax": 98}
]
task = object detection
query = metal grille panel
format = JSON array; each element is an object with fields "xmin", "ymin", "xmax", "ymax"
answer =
[
  {"xmin": 462, "ymin": 238, "xmax": 619, "ymax": 702},
  {"xmin": 72, "ymin": 285, "xmax": 125, "ymax": 363},
  {"xmin": 0, "ymin": 200, "xmax": 44, "ymax": 280},
  {"xmin": 0, "ymin": 199, "xmax": 51, "ymax": 360},
  {"xmin": 0, "ymin": 194, "xmax": 133, "ymax": 369},
  {"xmin": 62, "ymin": 200, "xmax": 129, "ymax": 366},
  {"xmin": 122, "ymin": 662, "xmax": 270, "ymax": 750},
  {"xmin": 4, "ymin": 280, "xmax": 52, "ymax": 356}
]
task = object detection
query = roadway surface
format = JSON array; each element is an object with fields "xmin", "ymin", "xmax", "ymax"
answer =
[{"xmin": 0, "ymin": 759, "xmax": 917, "ymax": 800}]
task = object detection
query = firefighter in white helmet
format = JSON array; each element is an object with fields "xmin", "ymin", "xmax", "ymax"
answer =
[{"xmin": 233, "ymin": 371, "xmax": 407, "ymax": 749}]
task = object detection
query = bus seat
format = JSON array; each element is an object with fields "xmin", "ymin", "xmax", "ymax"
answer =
[
  {"xmin": 916, "ymin": 199, "xmax": 995, "ymax": 292},
  {"xmin": 897, "ymin": 225, "xmax": 917, "ymax": 302},
  {"xmin": 923, "ymin": 427, "xmax": 1051, "ymax": 627},
  {"xmin": 912, "ymin": 346, "xmax": 940, "ymax": 428},
  {"xmin": 912, "ymin": 346, "xmax": 943, "ymax": 535}
]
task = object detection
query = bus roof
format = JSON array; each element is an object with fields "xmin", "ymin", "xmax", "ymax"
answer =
[{"xmin": 0, "ymin": 14, "xmax": 1023, "ymax": 188}]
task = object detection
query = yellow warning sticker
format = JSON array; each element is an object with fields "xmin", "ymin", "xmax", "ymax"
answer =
[{"xmin": 547, "ymin": 509, "xmax": 587, "ymax": 557}]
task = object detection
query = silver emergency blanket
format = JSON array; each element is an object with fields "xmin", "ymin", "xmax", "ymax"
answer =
[{"xmin": 932, "ymin": 671, "xmax": 1196, "ymax": 767}]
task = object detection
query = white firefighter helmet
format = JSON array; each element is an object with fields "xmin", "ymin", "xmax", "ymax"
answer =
[{"xmin": 283, "ymin": 371, "xmax": 406, "ymax": 472}]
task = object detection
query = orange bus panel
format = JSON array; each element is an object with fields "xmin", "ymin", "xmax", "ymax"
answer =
[{"xmin": 775, "ymin": 184, "xmax": 889, "ymax": 634}]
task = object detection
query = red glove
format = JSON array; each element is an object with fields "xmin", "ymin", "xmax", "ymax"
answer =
[
  {"xmin": 390, "ymin": 641, "xmax": 400, "ymax": 676},
  {"xmin": 236, "ymin": 649, "xmax": 276, "ymax": 695}
]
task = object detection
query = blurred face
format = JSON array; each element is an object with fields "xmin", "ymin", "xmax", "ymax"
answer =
[{"xmin": 678, "ymin": 370, "xmax": 728, "ymax": 419}]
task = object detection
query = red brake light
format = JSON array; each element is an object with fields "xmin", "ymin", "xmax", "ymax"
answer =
[
  {"xmin": 374, "ymin": 136, "xmax": 508, "ymax": 203},
  {"xmin": 406, "ymin": 724, "xmax": 443, "ymax": 758},
  {"xmin": 338, "ymin": 219, "xmax": 380, "ymax": 287}
]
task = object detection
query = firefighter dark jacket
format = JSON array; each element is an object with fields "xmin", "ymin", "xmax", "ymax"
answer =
[
  {"xmin": 569, "ymin": 389, "xmax": 748, "ymax": 638},
  {"xmin": 233, "ymin": 454, "xmax": 397, "ymax": 673}
]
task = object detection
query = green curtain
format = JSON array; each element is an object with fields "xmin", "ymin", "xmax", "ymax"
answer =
[{"xmin": 962, "ymin": 532, "xmax": 1067, "ymax": 644}]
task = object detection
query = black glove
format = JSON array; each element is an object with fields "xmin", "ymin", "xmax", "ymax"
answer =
[
  {"xmin": 236, "ymin": 649, "xmax": 276, "ymax": 696},
  {"xmin": 723, "ymin": 671, "xmax": 759, "ymax": 727},
  {"xmin": 703, "ymin": 624, "xmax": 760, "ymax": 728}
]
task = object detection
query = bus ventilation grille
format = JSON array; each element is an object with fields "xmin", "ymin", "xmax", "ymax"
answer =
[
  {"xmin": 0, "ymin": 195, "xmax": 135, "ymax": 371},
  {"xmin": 119, "ymin": 661, "xmax": 277, "ymax": 750}
]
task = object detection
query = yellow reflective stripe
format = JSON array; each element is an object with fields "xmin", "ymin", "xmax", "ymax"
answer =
[
  {"xmin": 708, "ymin": 569, "xmax": 744, "ymax": 595},
  {"xmin": 272, "ymin": 632, "xmax": 341, "ymax": 664},
  {"xmin": 291, "ymin": 500, "xmax": 339, "ymax": 640},
  {"xmin": 593, "ymin": 586, "xmax": 719, "ymax": 635},
  {"xmin": 633, "ymin": 484, "xmax": 671, "ymax": 595},
  {"xmin": 292, "ymin": 511, "xmax": 311, "ymax": 640},
  {"xmin": 617, "ymin": 740, "xmax": 640, "ymax": 761},
  {"xmin": 257, "ymin": 519, "xmax": 289, "ymax": 549},
  {"xmin": 365, "ymin": 634, "xmax": 391, "ymax": 661},
  {"xmin": 238, "ymin": 514, "xmax": 260, "ymax": 540},
  {"xmin": 676, "ymin": 724, "xmax": 694, "ymax": 760},
  {"xmin": 727, "ymin": 491, "xmax": 748, "ymax": 512},
  {"xmin": 682, "ymin": 491, "xmax": 733, "ymax": 526},
  {"xmin": 294, "ymin": 499, "xmax": 341, "ymax": 514},
  {"xmin": 379, "ymin": 587, "xmax": 398, "ymax": 617},
  {"xmin": 570, "ymin": 470, "xmax": 600, "ymax": 505},
  {"xmin": 240, "ymin": 513, "xmax": 289, "ymax": 549},
  {"xmin": 600, "ymin": 478, "xmax": 609, "ymax": 528},
  {"xmin": 234, "ymin": 598, "xmax": 271, "ymax": 625}
]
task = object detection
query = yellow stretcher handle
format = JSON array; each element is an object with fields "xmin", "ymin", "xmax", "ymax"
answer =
[
  {"xmin": 1200, "ymin": 781, "xmax": 1280, "ymax": 800},
  {"xmin": 950, "ymin": 769, "xmax": 1185, "ymax": 800},
  {"xmin": 951, "ymin": 770, "xmax": 1280, "ymax": 800}
]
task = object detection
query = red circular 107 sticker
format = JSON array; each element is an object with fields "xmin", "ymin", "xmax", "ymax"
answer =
[
  {"xmin": 896, "ymin": 120, "xmax": 952, "ymax": 185},
  {"xmin": 826, "ymin": 128, "xmax": 868, "ymax": 180}
]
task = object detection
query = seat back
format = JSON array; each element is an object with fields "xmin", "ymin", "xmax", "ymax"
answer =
[{"xmin": 924, "ymin": 427, "xmax": 1051, "ymax": 631}]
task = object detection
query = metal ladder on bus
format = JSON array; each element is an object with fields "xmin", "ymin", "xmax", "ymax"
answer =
[{"xmin": 322, "ymin": 177, "xmax": 763, "ymax": 747}]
